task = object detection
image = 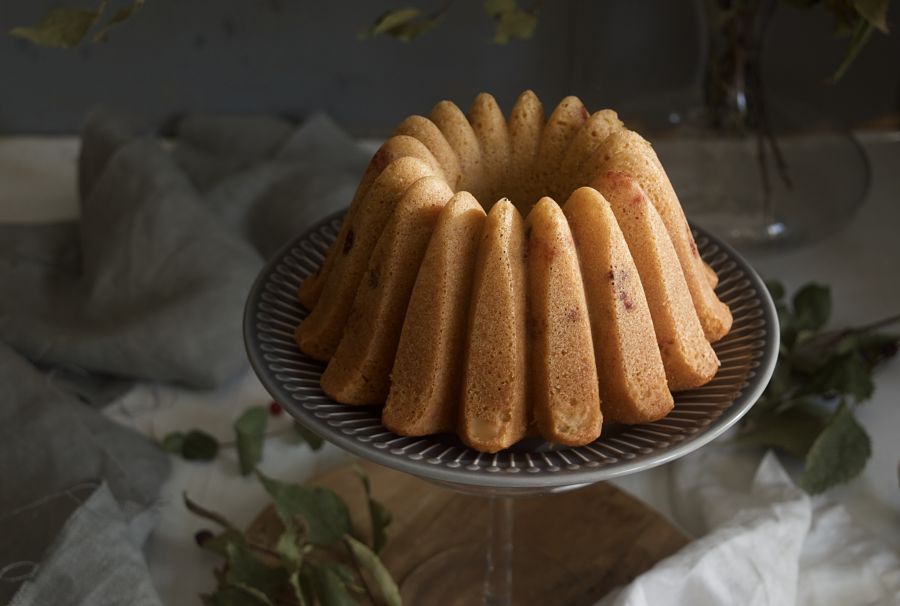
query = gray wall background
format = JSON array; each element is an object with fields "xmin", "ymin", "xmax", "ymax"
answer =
[{"xmin": 1, "ymin": 0, "xmax": 898, "ymax": 135}]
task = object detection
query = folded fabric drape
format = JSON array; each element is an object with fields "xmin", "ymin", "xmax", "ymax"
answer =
[{"xmin": 0, "ymin": 109, "xmax": 369, "ymax": 604}]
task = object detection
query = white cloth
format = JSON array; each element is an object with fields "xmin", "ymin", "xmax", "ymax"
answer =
[
  {"xmin": 599, "ymin": 449, "xmax": 900, "ymax": 606},
  {"xmin": 5, "ymin": 133, "xmax": 900, "ymax": 606}
]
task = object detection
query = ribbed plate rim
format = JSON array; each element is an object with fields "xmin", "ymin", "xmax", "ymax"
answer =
[{"xmin": 243, "ymin": 208, "xmax": 779, "ymax": 490}]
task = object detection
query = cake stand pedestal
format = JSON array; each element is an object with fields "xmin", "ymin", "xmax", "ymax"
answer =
[
  {"xmin": 244, "ymin": 210, "xmax": 779, "ymax": 605},
  {"xmin": 247, "ymin": 460, "xmax": 691, "ymax": 605}
]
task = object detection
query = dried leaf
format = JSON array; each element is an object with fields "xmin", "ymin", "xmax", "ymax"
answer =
[
  {"xmin": 93, "ymin": 0, "xmax": 145, "ymax": 42},
  {"xmin": 485, "ymin": 0, "xmax": 538, "ymax": 44},
  {"xmin": 830, "ymin": 18, "xmax": 875, "ymax": 82},
  {"xmin": 360, "ymin": 8, "xmax": 439, "ymax": 42},
  {"xmin": 800, "ymin": 402, "xmax": 872, "ymax": 494},
  {"xmin": 344, "ymin": 535, "xmax": 402, "ymax": 606},
  {"xmin": 853, "ymin": 0, "xmax": 889, "ymax": 32},
  {"xmin": 235, "ymin": 406, "xmax": 268, "ymax": 475},
  {"xmin": 257, "ymin": 472, "xmax": 352, "ymax": 546},
  {"xmin": 9, "ymin": 6, "xmax": 102, "ymax": 48},
  {"xmin": 370, "ymin": 8, "xmax": 421, "ymax": 35}
]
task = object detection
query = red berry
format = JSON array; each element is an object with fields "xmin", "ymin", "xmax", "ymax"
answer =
[{"xmin": 268, "ymin": 401, "xmax": 283, "ymax": 416}]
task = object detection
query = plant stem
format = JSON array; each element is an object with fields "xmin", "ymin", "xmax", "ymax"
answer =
[
  {"xmin": 850, "ymin": 312, "xmax": 900, "ymax": 334},
  {"xmin": 217, "ymin": 426, "xmax": 295, "ymax": 449}
]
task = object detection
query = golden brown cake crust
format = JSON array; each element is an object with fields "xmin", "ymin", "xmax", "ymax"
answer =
[
  {"xmin": 393, "ymin": 115, "xmax": 462, "ymax": 191},
  {"xmin": 295, "ymin": 156, "xmax": 437, "ymax": 361},
  {"xmin": 506, "ymin": 90, "xmax": 545, "ymax": 214},
  {"xmin": 295, "ymin": 91, "xmax": 736, "ymax": 453},
  {"xmin": 430, "ymin": 100, "xmax": 487, "ymax": 202},
  {"xmin": 321, "ymin": 176, "xmax": 453, "ymax": 404},
  {"xmin": 532, "ymin": 96, "xmax": 589, "ymax": 203},
  {"xmin": 459, "ymin": 199, "xmax": 529, "ymax": 453},
  {"xmin": 563, "ymin": 187, "xmax": 673, "ymax": 423},
  {"xmin": 597, "ymin": 171, "xmax": 720, "ymax": 391},
  {"xmin": 383, "ymin": 192, "xmax": 486, "ymax": 435},
  {"xmin": 592, "ymin": 130, "xmax": 733, "ymax": 342},
  {"xmin": 469, "ymin": 93, "xmax": 511, "ymax": 209},
  {"xmin": 297, "ymin": 135, "xmax": 444, "ymax": 310},
  {"xmin": 526, "ymin": 197, "xmax": 602, "ymax": 446}
]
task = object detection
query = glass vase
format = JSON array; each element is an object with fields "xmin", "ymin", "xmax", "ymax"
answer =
[{"xmin": 618, "ymin": 0, "xmax": 870, "ymax": 248}]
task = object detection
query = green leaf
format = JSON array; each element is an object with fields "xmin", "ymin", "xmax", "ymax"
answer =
[
  {"xmin": 296, "ymin": 566, "xmax": 318, "ymax": 606},
  {"xmin": 306, "ymin": 561, "xmax": 357, "ymax": 606},
  {"xmin": 354, "ymin": 465, "xmax": 393, "ymax": 553},
  {"xmin": 853, "ymin": 0, "xmax": 889, "ymax": 32},
  {"xmin": 736, "ymin": 404, "xmax": 829, "ymax": 458},
  {"xmin": 765, "ymin": 279, "xmax": 785, "ymax": 303},
  {"xmin": 9, "ymin": 5, "xmax": 103, "ymax": 49},
  {"xmin": 344, "ymin": 535, "xmax": 402, "ymax": 606},
  {"xmin": 93, "ymin": 0, "xmax": 144, "ymax": 42},
  {"xmin": 763, "ymin": 356, "xmax": 794, "ymax": 401},
  {"xmin": 202, "ymin": 587, "xmax": 255, "ymax": 606},
  {"xmin": 225, "ymin": 543, "xmax": 287, "ymax": 605},
  {"xmin": 359, "ymin": 8, "xmax": 440, "ymax": 42},
  {"xmin": 182, "ymin": 430, "xmax": 220, "ymax": 461},
  {"xmin": 275, "ymin": 527, "xmax": 303, "ymax": 571},
  {"xmin": 800, "ymin": 402, "xmax": 872, "ymax": 494},
  {"xmin": 803, "ymin": 351, "xmax": 874, "ymax": 403},
  {"xmin": 294, "ymin": 422, "xmax": 325, "ymax": 451},
  {"xmin": 289, "ymin": 569, "xmax": 313, "ymax": 606},
  {"xmin": 485, "ymin": 0, "xmax": 538, "ymax": 44},
  {"xmin": 161, "ymin": 431, "xmax": 185, "ymax": 453},
  {"xmin": 836, "ymin": 331, "xmax": 900, "ymax": 369},
  {"xmin": 256, "ymin": 472, "xmax": 352, "ymax": 546},
  {"xmin": 235, "ymin": 406, "xmax": 268, "ymax": 475},
  {"xmin": 792, "ymin": 283, "xmax": 831, "ymax": 332}
]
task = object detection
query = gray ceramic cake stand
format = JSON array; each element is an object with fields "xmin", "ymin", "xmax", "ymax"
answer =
[{"xmin": 244, "ymin": 209, "xmax": 779, "ymax": 605}]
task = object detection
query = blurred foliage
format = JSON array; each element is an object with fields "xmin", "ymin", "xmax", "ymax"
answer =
[
  {"xmin": 8, "ymin": 0, "xmax": 890, "ymax": 80},
  {"xmin": 737, "ymin": 281, "xmax": 899, "ymax": 494},
  {"xmin": 186, "ymin": 467, "xmax": 398, "ymax": 606}
]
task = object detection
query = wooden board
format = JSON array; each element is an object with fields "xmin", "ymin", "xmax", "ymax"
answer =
[{"xmin": 248, "ymin": 460, "xmax": 688, "ymax": 605}]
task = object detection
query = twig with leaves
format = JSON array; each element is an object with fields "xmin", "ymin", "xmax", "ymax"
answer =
[
  {"xmin": 160, "ymin": 401, "xmax": 324, "ymax": 473},
  {"xmin": 186, "ymin": 465, "xmax": 399, "ymax": 606},
  {"xmin": 10, "ymin": 0, "xmax": 542, "ymax": 48},
  {"xmin": 737, "ymin": 280, "xmax": 899, "ymax": 493}
]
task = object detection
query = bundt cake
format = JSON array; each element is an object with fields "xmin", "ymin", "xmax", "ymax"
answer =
[{"xmin": 295, "ymin": 91, "xmax": 732, "ymax": 454}]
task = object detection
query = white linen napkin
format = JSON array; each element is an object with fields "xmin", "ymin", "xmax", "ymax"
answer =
[{"xmin": 599, "ymin": 449, "xmax": 900, "ymax": 606}]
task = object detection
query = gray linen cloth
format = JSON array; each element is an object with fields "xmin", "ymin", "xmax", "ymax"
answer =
[{"xmin": 0, "ymin": 110, "xmax": 369, "ymax": 604}]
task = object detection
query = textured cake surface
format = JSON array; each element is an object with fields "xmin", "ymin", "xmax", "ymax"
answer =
[{"xmin": 295, "ymin": 91, "xmax": 732, "ymax": 453}]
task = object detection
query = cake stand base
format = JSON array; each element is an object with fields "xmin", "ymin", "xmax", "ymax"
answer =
[
  {"xmin": 248, "ymin": 461, "xmax": 689, "ymax": 605},
  {"xmin": 400, "ymin": 541, "xmax": 570, "ymax": 606}
]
